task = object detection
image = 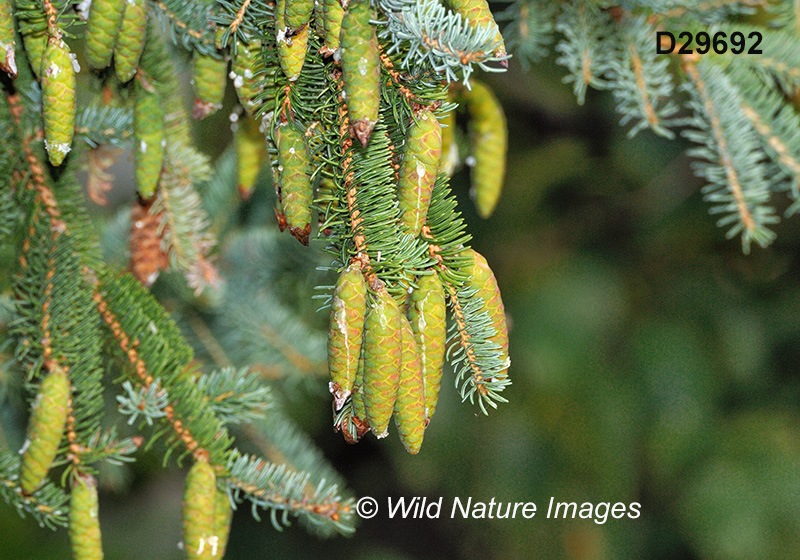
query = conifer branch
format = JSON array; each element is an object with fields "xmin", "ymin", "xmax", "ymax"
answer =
[
  {"xmin": 8, "ymin": 91, "xmax": 107, "ymax": 472},
  {"xmin": 75, "ymin": 105, "xmax": 134, "ymax": 148},
  {"xmin": 421, "ymin": 177, "xmax": 510, "ymax": 412},
  {"xmin": 377, "ymin": 0, "xmax": 509, "ymax": 85},
  {"xmin": 225, "ymin": 451, "xmax": 355, "ymax": 535},
  {"xmin": 92, "ymin": 272, "xmax": 233, "ymax": 465},
  {"xmin": 608, "ymin": 15, "xmax": 678, "ymax": 138},
  {"xmin": 0, "ymin": 447, "xmax": 69, "ymax": 529},
  {"xmin": 195, "ymin": 367, "xmax": 273, "ymax": 425},
  {"xmin": 681, "ymin": 58, "xmax": 778, "ymax": 251},
  {"xmin": 555, "ymin": 0, "xmax": 614, "ymax": 105},
  {"xmin": 497, "ymin": 0, "xmax": 555, "ymax": 68}
]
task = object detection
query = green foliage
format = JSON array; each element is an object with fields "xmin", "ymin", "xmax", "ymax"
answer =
[
  {"xmin": 502, "ymin": 0, "xmax": 800, "ymax": 250},
  {"xmin": 6, "ymin": 0, "xmax": 800, "ymax": 559}
]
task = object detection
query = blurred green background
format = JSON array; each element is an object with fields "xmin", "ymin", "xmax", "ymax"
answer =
[{"xmin": 5, "ymin": 41, "xmax": 800, "ymax": 560}]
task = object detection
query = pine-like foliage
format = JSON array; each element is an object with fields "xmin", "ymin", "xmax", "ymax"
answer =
[
  {"xmin": 0, "ymin": 0, "xmax": 513, "ymax": 554},
  {"xmin": 501, "ymin": 0, "xmax": 800, "ymax": 252}
]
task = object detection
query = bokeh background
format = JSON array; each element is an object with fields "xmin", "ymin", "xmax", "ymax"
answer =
[{"xmin": 4, "ymin": 28, "xmax": 800, "ymax": 560}]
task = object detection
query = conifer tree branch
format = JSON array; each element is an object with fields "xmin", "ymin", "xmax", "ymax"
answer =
[
  {"xmin": 683, "ymin": 58, "xmax": 759, "ymax": 246},
  {"xmin": 226, "ymin": 451, "xmax": 355, "ymax": 535},
  {"xmin": 0, "ymin": 447, "xmax": 70, "ymax": 529}
]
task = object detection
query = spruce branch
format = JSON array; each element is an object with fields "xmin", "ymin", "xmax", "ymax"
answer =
[
  {"xmin": 75, "ymin": 104, "xmax": 134, "ymax": 149},
  {"xmin": 151, "ymin": 0, "xmax": 218, "ymax": 56},
  {"xmin": 238, "ymin": 405, "xmax": 355, "ymax": 536},
  {"xmin": 496, "ymin": 0, "xmax": 556, "ymax": 69},
  {"xmin": 153, "ymin": 141, "xmax": 220, "ymax": 295},
  {"xmin": 731, "ymin": 64, "xmax": 800, "ymax": 211},
  {"xmin": 92, "ymin": 272, "xmax": 234, "ymax": 465},
  {"xmin": 719, "ymin": 24, "xmax": 800, "ymax": 92},
  {"xmin": 377, "ymin": 0, "xmax": 509, "ymax": 85},
  {"xmin": 195, "ymin": 367, "xmax": 273, "ymax": 425},
  {"xmin": 7, "ymin": 92, "xmax": 107, "ymax": 472},
  {"xmin": 641, "ymin": 0, "xmax": 766, "ymax": 23},
  {"xmin": 225, "ymin": 451, "xmax": 356, "ymax": 536},
  {"xmin": 117, "ymin": 379, "xmax": 170, "ymax": 425},
  {"xmin": 212, "ymin": 0, "xmax": 272, "ymax": 48},
  {"xmin": 608, "ymin": 15, "xmax": 679, "ymax": 138},
  {"xmin": 0, "ymin": 446, "xmax": 70, "ymax": 529},
  {"xmin": 681, "ymin": 58, "xmax": 778, "ymax": 252},
  {"xmin": 421, "ymin": 176, "xmax": 510, "ymax": 412},
  {"xmin": 555, "ymin": 0, "xmax": 615, "ymax": 105}
]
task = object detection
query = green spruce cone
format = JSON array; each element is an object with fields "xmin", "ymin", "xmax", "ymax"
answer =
[
  {"xmin": 70, "ymin": 475, "xmax": 104, "ymax": 560},
  {"xmin": 0, "ymin": 0, "xmax": 16, "ymax": 77},
  {"xmin": 230, "ymin": 39, "xmax": 264, "ymax": 115},
  {"xmin": 213, "ymin": 488, "xmax": 232, "ymax": 559},
  {"xmin": 86, "ymin": 0, "xmax": 127, "ymax": 69},
  {"xmin": 284, "ymin": 0, "xmax": 315, "ymax": 31},
  {"xmin": 19, "ymin": 365, "xmax": 70, "ymax": 494},
  {"xmin": 397, "ymin": 109, "xmax": 442, "ymax": 236},
  {"xmin": 352, "ymin": 356, "xmax": 367, "ymax": 424},
  {"xmin": 313, "ymin": 0, "xmax": 325, "ymax": 36},
  {"xmin": 235, "ymin": 114, "xmax": 267, "ymax": 200},
  {"xmin": 462, "ymin": 248, "xmax": 510, "ymax": 378},
  {"xmin": 445, "ymin": 0, "xmax": 506, "ymax": 57},
  {"xmin": 394, "ymin": 314, "xmax": 426, "ymax": 454},
  {"xmin": 276, "ymin": 0, "xmax": 309, "ymax": 81},
  {"xmin": 362, "ymin": 286, "xmax": 402, "ymax": 438},
  {"xmin": 42, "ymin": 37, "xmax": 77, "ymax": 167},
  {"xmin": 322, "ymin": 0, "xmax": 345, "ymax": 54},
  {"xmin": 183, "ymin": 460, "xmax": 217, "ymax": 560},
  {"xmin": 408, "ymin": 272, "xmax": 447, "ymax": 423},
  {"xmin": 114, "ymin": 0, "xmax": 147, "ymax": 83},
  {"xmin": 461, "ymin": 80, "xmax": 507, "ymax": 219},
  {"xmin": 134, "ymin": 82, "xmax": 166, "ymax": 200},
  {"xmin": 438, "ymin": 108, "xmax": 458, "ymax": 177},
  {"xmin": 340, "ymin": 0, "xmax": 380, "ymax": 147},
  {"xmin": 21, "ymin": 29, "xmax": 47, "ymax": 78},
  {"xmin": 328, "ymin": 264, "xmax": 368, "ymax": 410},
  {"xmin": 275, "ymin": 122, "xmax": 312, "ymax": 245},
  {"xmin": 192, "ymin": 52, "xmax": 228, "ymax": 119}
]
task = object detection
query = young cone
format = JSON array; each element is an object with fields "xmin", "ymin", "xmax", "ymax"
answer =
[
  {"xmin": 445, "ymin": 0, "xmax": 506, "ymax": 58},
  {"xmin": 362, "ymin": 285, "xmax": 402, "ymax": 437},
  {"xmin": 340, "ymin": 0, "xmax": 380, "ymax": 147},
  {"xmin": 19, "ymin": 365, "xmax": 70, "ymax": 494},
  {"xmin": 394, "ymin": 315, "xmax": 426, "ymax": 454},
  {"xmin": 438, "ymin": 108, "xmax": 458, "ymax": 177},
  {"xmin": 327, "ymin": 264, "xmax": 368, "ymax": 410},
  {"xmin": 183, "ymin": 460, "xmax": 217, "ymax": 560},
  {"xmin": 21, "ymin": 29, "xmax": 46, "ymax": 78},
  {"xmin": 461, "ymin": 81, "xmax": 507, "ymax": 219},
  {"xmin": 285, "ymin": 0, "xmax": 315, "ymax": 31},
  {"xmin": 230, "ymin": 40, "xmax": 264, "ymax": 115},
  {"xmin": 397, "ymin": 110, "xmax": 442, "ymax": 236},
  {"xmin": 322, "ymin": 0, "xmax": 346, "ymax": 54},
  {"xmin": 69, "ymin": 475, "xmax": 104, "ymax": 560},
  {"xmin": 462, "ymin": 248, "xmax": 510, "ymax": 378},
  {"xmin": 276, "ymin": 0, "xmax": 309, "ymax": 81},
  {"xmin": 113, "ymin": 0, "xmax": 147, "ymax": 83},
  {"xmin": 133, "ymin": 80, "xmax": 166, "ymax": 200},
  {"xmin": 408, "ymin": 272, "xmax": 447, "ymax": 423},
  {"xmin": 235, "ymin": 114, "xmax": 267, "ymax": 200},
  {"xmin": 42, "ymin": 37, "xmax": 76, "ymax": 166},
  {"xmin": 274, "ymin": 122, "xmax": 312, "ymax": 244},
  {"xmin": 192, "ymin": 52, "xmax": 228, "ymax": 119},
  {"xmin": 213, "ymin": 488, "xmax": 232, "ymax": 559},
  {"xmin": 352, "ymin": 356, "xmax": 368, "ymax": 426},
  {"xmin": 85, "ymin": 0, "xmax": 126, "ymax": 68}
]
